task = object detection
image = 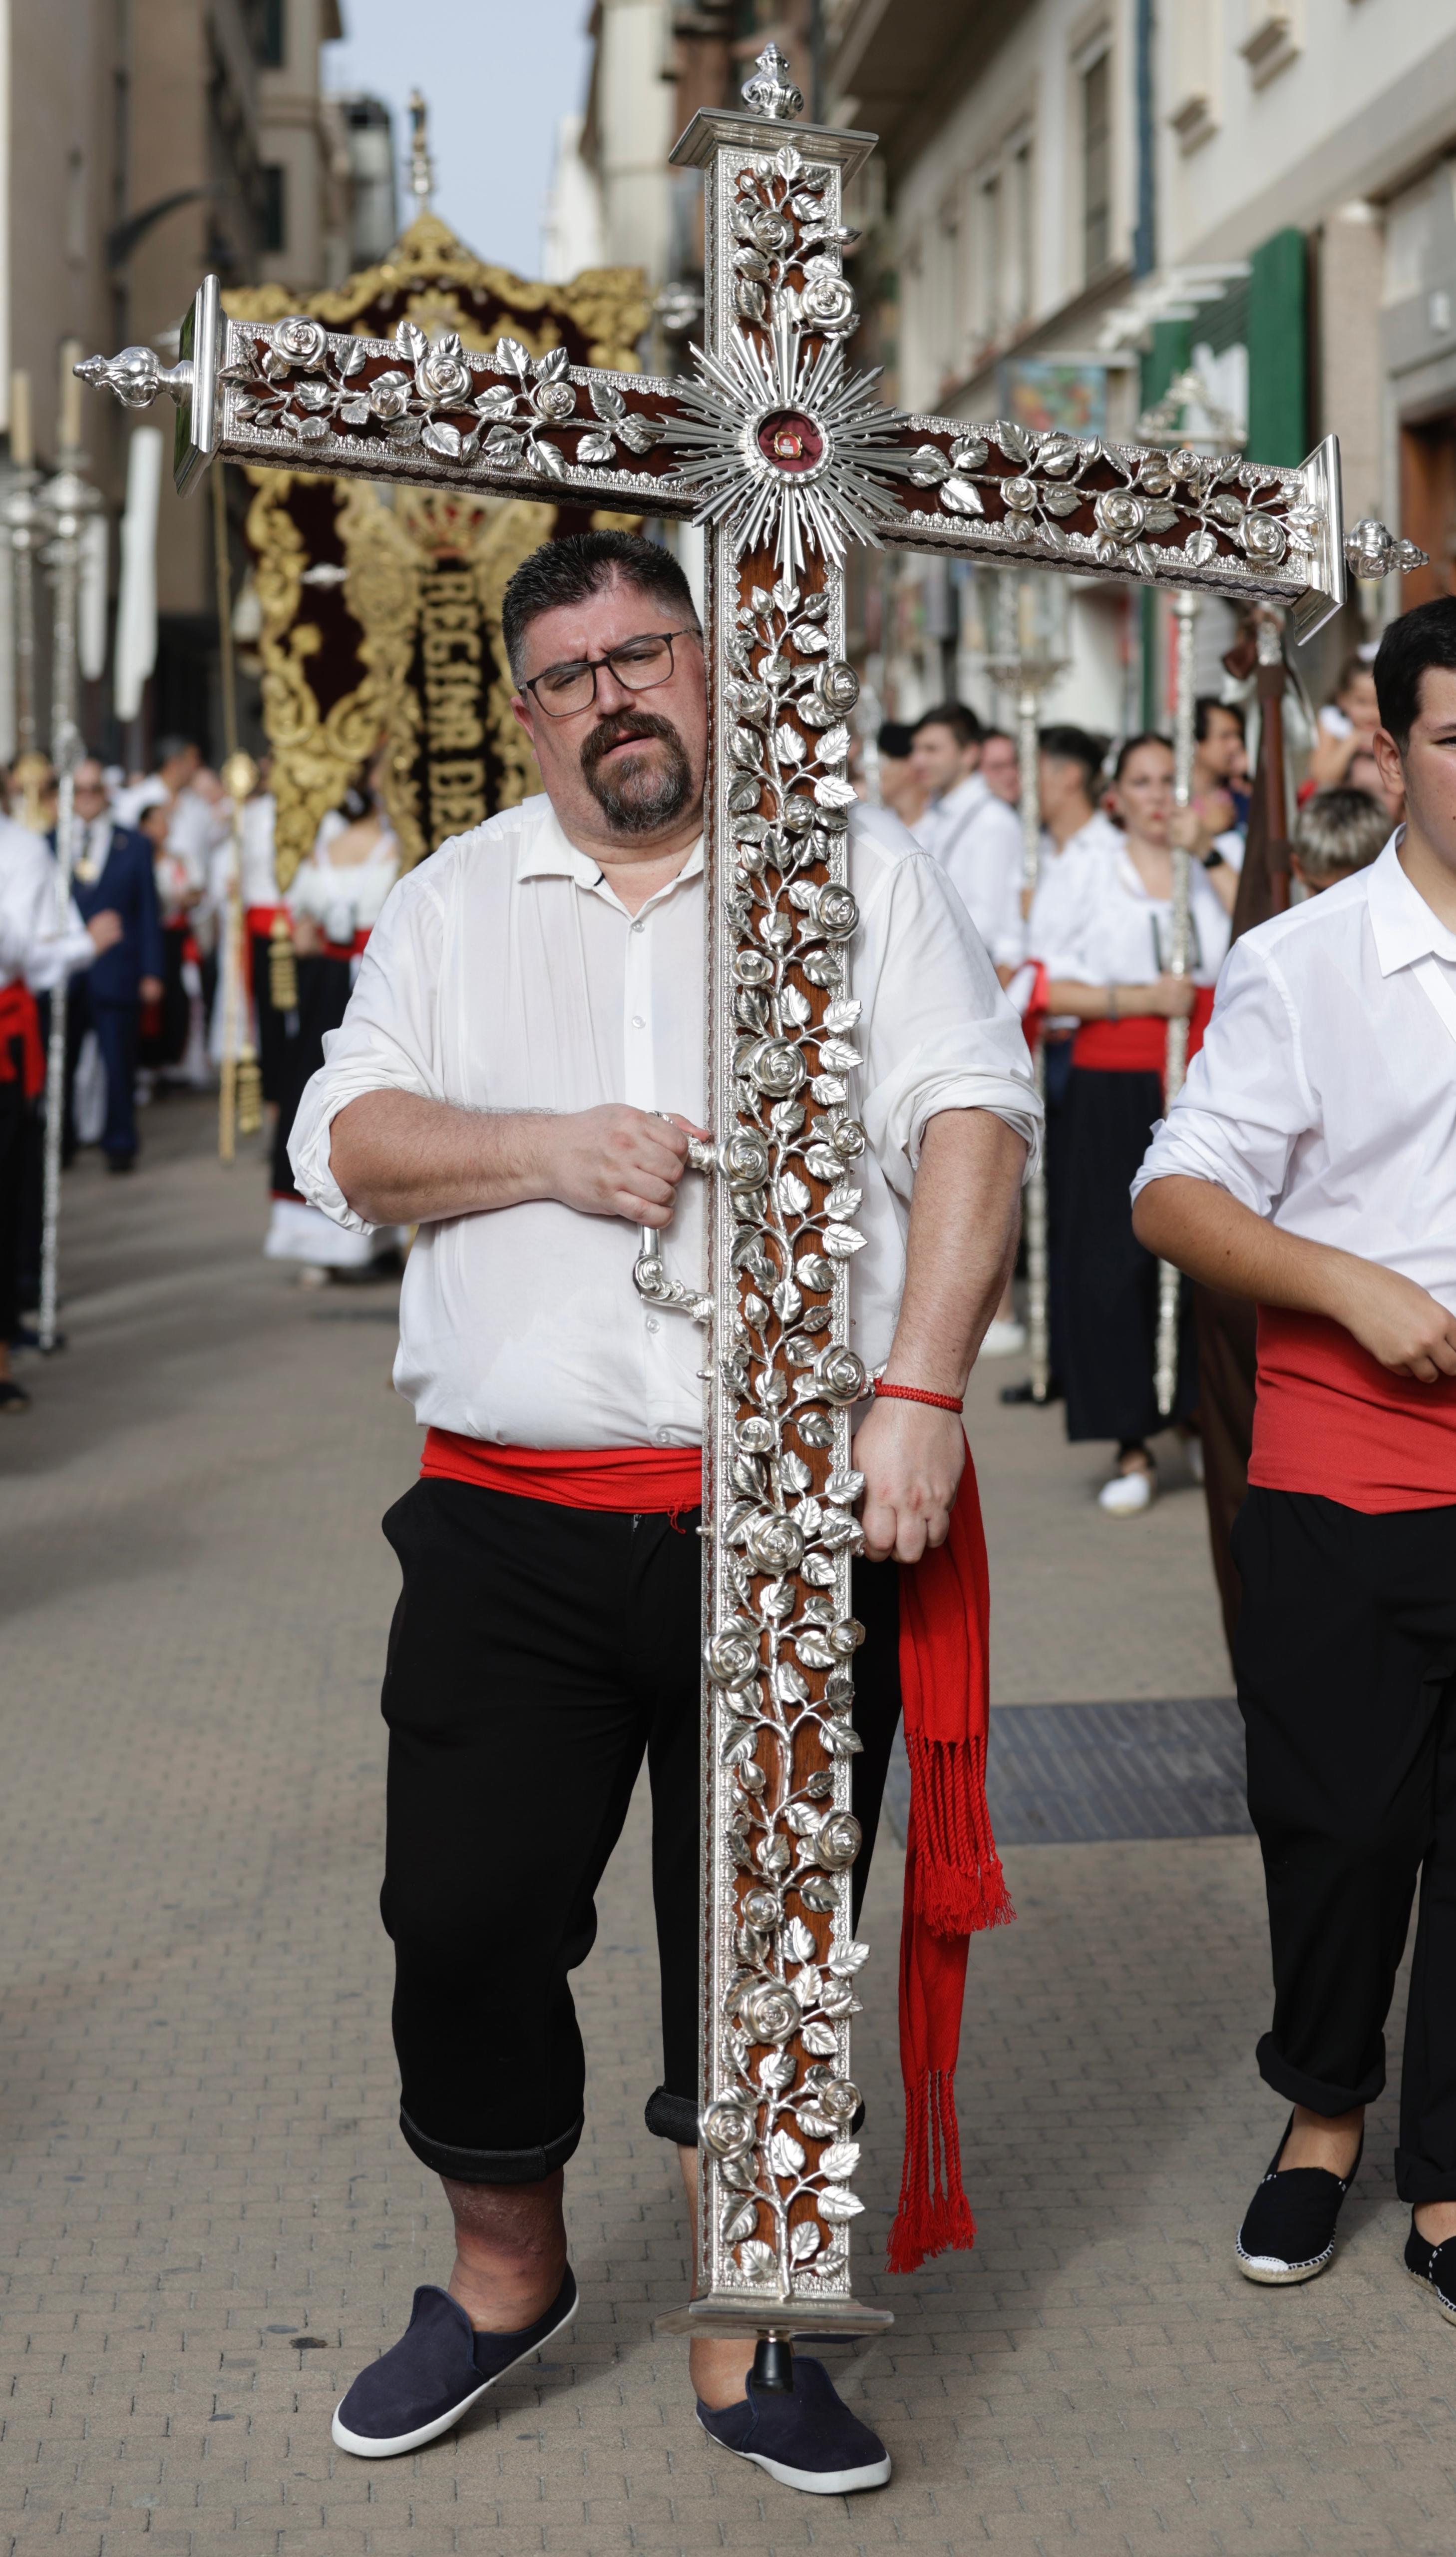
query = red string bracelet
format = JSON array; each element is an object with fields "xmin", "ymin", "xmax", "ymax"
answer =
[{"xmin": 872, "ymin": 1379, "xmax": 964, "ymax": 1414}]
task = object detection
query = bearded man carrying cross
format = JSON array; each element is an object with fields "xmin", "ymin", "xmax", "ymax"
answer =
[{"xmin": 287, "ymin": 526, "xmax": 1039, "ymax": 2490}]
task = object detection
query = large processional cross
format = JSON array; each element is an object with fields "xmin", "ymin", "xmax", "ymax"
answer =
[{"xmin": 79, "ymin": 46, "xmax": 1417, "ymax": 2359}]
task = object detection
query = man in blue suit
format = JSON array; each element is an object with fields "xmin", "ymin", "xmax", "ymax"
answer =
[{"xmin": 55, "ymin": 760, "xmax": 165, "ymax": 1171}]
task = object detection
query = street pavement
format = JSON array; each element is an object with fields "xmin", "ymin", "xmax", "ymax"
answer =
[{"xmin": 1, "ymin": 1096, "xmax": 1448, "ymax": 2557}]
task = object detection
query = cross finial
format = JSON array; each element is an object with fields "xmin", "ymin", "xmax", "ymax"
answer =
[
  {"xmin": 741, "ymin": 43, "xmax": 803, "ymax": 120},
  {"xmin": 407, "ymin": 89, "xmax": 434, "ymax": 207}
]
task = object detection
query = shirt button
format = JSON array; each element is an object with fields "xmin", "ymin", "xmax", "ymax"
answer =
[
  {"xmin": 654, "ymin": 1428, "xmax": 672, "ymax": 1445},
  {"xmin": 645, "ymin": 1316, "xmax": 660, "ymax": 1333},
  {"xmin": 631, "ymin": 1013, "xmax": 646, "ymax": 1029},
  {"xmin": 631, "ymin": 919, "xmax": 645, "ymax": 933}
]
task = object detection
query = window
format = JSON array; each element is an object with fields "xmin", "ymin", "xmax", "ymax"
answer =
[
  {"xmin": 259, "ymin": 0, "xmax": 285, "ymax": 68},
  {"xmin": 1007, "ymin": 138, "xmax": 1033, "ymax": 328},
  {"xmin": 261, "ymin": 162, "xmax": 286, "ymax": 254},
  {"xmin": 1082, "ymin": 48, "xmax": 1111, "ymax": 281},
  {"xmin": 977, "ymin": 172, "xmax": 1000, "ymax": 346}
]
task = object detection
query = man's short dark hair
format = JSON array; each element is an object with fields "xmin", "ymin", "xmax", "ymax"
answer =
[
  {"xmin": 1194, "ymin": 695, "xmax": 1245, "ymax": 743},
  {"xmin": 1039, "ymin": 724, "xmax": 1105, "ymax": 791},
  {"xmin": 1374, "ymin": 598, "xmax": 1456, "ymax": 753},
  {"xmin": 913, "ymin": 702, "xmax": 982, "ymax": 750},
  {"xmin": 153, "ymin": 735, "xmax": 198, "ymax": 768},
  {"xmin": 501, "ymin": 531, "xmax": 699, "ymax": 682},
  {"xmin": 877, "ymin": 721, "xmax": 915, "ymax": 760}
]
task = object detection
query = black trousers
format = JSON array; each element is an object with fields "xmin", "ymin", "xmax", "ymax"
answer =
[
  {"xmin": 140, "ymin": 924, "xmax": 191, "ymax": 1070},
  {"xmin": 1059, "ymin": 1066, "xmax": 1197, "ymax": 1447},
  {"xmin": 0, "ymin": 1061, "xmax": 25, "ymax": 1339},
  {"xmin": 1234, "ymin": 1487, "xmax": 1456, "ymax": 2201},
  {"xmin": 65, "ymin": 984, "xmax": 141, "ymax": 1162},
  {"xmin": 378, "ymin": 1478, "xmax": 903, "ymax": 2183},
  {"xmin": 270, "ymin": 954, "xmax": 351, "ymax": 1195}
]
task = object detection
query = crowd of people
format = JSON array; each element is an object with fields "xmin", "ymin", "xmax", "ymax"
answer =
[
  {"xmin": 871, "ymin": 650, "xmax": 1399, "ymax": 1521},
  {"xmin": 0, "ymin": 735, "xmax": 404, "ymax": 1416},
  {"xmin": 0, "ymin": 628, "xmax": 1408, "ymax": 1491}
]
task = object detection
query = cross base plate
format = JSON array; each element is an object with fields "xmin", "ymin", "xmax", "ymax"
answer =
[{"xmin": 655, "ymin": 2293, "xmax": 894, "ymax": 2341}]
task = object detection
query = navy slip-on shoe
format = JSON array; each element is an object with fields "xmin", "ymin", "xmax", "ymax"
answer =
[
  {"xmin": 697, "ymin": 2354, "xmax": 890, "ymax": 2495},
  {"xmin": 1235, "ymin": 2115, "xmax": 1362, "ymax": 2286},
  {"xmin": 1406, "ymin": 2213, "xmax": 1456, "ymax": 2325},
  {"xmin": 331, "ymin": 2269, "xmax": 578, "ymax": 2457}
]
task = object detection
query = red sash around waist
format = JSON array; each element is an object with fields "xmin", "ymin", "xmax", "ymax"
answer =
[
  {"xmin": 0, "ymin": 979, "xmax": 44, "ymax": 1097},
  {"xmin": 1251, "ymin": 1305, "xmax": 1456, "ymax": 1514},
  {"xmin": 1072, "ymin": 983, "xmax": 1214, "ymax": 1081},
  {"xmin": 421, "ymin": 1431, "xmax": 702, "ymax": 1516},
  {"xmin": 246, "ymin": 903, "xmax": 289, "ymax": 937},
  {"xmin": 418, "ymin": 1428, "xmax": 1009, "ymax": 2273}
]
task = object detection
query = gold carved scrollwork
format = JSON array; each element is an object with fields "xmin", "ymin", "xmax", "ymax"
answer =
[
  {"xmin": 230, "ymin": 223, "xmax": 650, "ymax": 883},
  {"xmin": 224, "ymin": 213, "xmax": 650, "ymax": 372}
]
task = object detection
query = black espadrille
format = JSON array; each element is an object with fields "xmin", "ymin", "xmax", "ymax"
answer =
[
  {"xmin": 1405, "ymin": 2213, "xmax": 1456, "ymax": 2325},
  {"xmin": 1235, "ymin": 2115, "xmax": 1362, "ymax": 2286}
]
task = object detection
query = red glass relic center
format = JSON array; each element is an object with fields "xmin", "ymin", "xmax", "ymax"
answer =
[{"xmin": 757, "ymin": 410, "xmax": 823, "ymax": 473}]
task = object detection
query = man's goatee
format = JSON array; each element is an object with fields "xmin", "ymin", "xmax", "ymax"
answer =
[{"xmin": 580, "ymin": 710, "xmax": 694, "ymax": 835}]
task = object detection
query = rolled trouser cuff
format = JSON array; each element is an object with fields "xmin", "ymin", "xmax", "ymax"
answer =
[
  {"xmin": 1256, "ymin": 2032, "xmax": 1385, "ymax": 2118},
  {"xmin": 1395, "ymin": 2147, "xmax": 1456, "ymax": 2204},
  {"xmin": 645, "ymin": 2085, "xmax": 699, "ymax": 2146},
  {"xmin": 399, "ymin": 2105, "xmax": 583, "ymax": 2183}
]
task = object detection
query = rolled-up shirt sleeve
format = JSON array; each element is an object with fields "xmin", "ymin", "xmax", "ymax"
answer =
[
  {"xmin": 1131, "ymin": 935, "xmax": 1315, "ymax": 1217},
  {"xmin": 855, "ymin": 829, "xmax": 1042, "ymax": 1202},
  {"xmin": 288, "ymin": 868, "xmax": 445, "ymax": 1231}
]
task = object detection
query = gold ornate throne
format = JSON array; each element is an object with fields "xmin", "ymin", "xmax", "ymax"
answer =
[{"xmin": 226, "ymin": 215, "xmax": 649, "ymax": 884}]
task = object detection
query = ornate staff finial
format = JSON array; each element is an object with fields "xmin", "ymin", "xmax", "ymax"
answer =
[
  {"xmin": 407, "ymin": 89, "xmax": 435, "ymax": 208},
  {"xmin": 1344, "ymin": 517, "xmax": 1428, "ymax": 579},
  {"xmin": 741, "ymin": 43, "xmax": 803, "ymax": 121}
]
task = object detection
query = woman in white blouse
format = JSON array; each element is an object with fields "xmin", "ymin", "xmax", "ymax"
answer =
[
  {"xmin": 265, "ymin": 756, "xmax": 403, "ymax": 1273},
  {"xmin": 1042, "ymin": 733, "xmax": 1231, "ymax": 1514}
]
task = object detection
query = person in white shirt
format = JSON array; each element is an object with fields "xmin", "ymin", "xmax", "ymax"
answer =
[
  {"xmin": 0, "ymin": 818, "xmax": 118, "ymax": 1409},
  {"xmin": 1132, "ymin": 597, "xmax": 1456, "ymax": 2321},
  {"xmin": 907, "ymin": 703, "xmax": 1024, "ymax": 969},
  {"xmin": 1041, "ymin": 733, "xmax": 1230, "ymax": 1514},
  {"xmin": 266, "ymin": 763, "xmax": 401, "ymax": 1274},
  {"xmin": 1000, "ymin": 729, "xmax": 1117, "ymax": 1409},
  {"xmin": 977, "ymin": 729, "xmax": 1022, "ymax": 807},
  {"xmin": 288, "ymin": 532, "xmax": 1039, "ymax": 2488}
]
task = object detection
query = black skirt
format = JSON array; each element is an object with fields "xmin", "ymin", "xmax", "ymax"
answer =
[
  {"xmin": 1058, "ymin": 1064, "xmax": 1198, "ymax": 1446},
  {"xmin": 269, "ymin": 952, "xmax": 353, "ymax": 1195}
]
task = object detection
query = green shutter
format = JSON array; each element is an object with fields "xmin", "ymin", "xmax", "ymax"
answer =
[
  {"xmin": 1139, "ymin": 318, "xmax": 1192, "ymax": 416},
  {"xmin": 1246, "ymin": 227, "xmax": 1306, "ymax": 466}
]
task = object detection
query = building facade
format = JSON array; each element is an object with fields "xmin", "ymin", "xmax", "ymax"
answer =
[
  {"xmin": 829, "ymin": 0, "xmax": 1456, "ymax": 728},
  {"xmin": 2, "ymin": 0, "xmax": 382, "ymax": 756}
]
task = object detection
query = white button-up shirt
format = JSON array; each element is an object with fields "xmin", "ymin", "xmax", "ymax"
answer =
[
  {"xmin": 290, "ymin": 792, "xmax": 1042, "ymax": 1449},
  {"xmin": 915, "ymin": 771, "xmax": 1025, "ymax": 966},
  {"xmin": 0, "ymin": 819, "xmax": 94, "ymax": 992},
  {"xmin": 1043, "ymin": 840, "xmax": 1231, "ymax": 989},
  {"xmin": 1133, "ymin": 836, "xmax": 1456, "ymax": 1314}
]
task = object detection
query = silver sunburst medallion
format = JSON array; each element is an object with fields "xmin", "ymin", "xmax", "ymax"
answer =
[{"xmin": 670, "ymin": 323, "xmax": 910, "ymax": 576}]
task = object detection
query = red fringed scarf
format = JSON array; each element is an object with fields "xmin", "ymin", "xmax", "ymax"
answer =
[
  {"xmin": 421, "ymin": 1426, "xmax": 1009, "ymax": 2274},
  {"xmin": 888, "ymin": 1451, "xmax": 1011, "ymax": 2270}
]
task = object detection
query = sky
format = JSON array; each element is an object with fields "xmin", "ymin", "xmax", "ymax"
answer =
[{"xmin": 324, "ymin": 0, "xmax": 594, "ymax": 279}]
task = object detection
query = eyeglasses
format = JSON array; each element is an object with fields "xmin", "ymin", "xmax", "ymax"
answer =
[{"xmin": 521, "ymin": 627, "xmax": 699, "ymax": 720}]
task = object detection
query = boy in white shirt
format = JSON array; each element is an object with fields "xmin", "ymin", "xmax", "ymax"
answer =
[{"xmin": 1133, "ymin": 597, "xmax": 1456, "ymax": 2319}]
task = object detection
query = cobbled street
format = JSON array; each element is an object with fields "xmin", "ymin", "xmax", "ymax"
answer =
[{"xmin": 2, "ymin": 1097, "xmax": 1449, "ymax": 2557}]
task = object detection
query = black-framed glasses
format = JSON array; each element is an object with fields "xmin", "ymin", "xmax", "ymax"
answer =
[{"xmin": 521, "ymin": 627, "xmax": 700, "ymax": 719}]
